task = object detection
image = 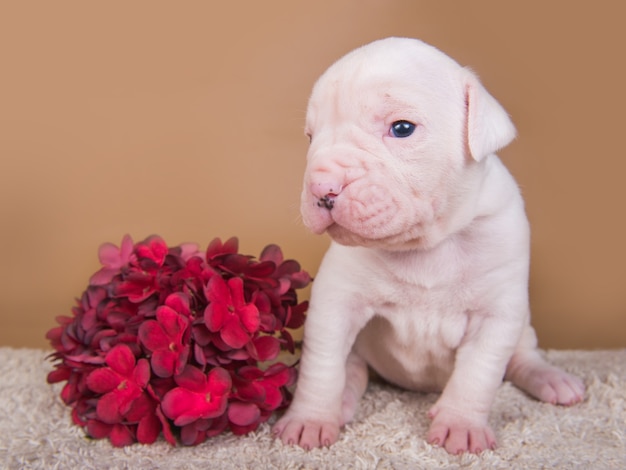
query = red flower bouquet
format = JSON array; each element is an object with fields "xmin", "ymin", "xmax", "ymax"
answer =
[{"xmin": 46, "ymin": 235, "xmax": 311, "ymax": 447}]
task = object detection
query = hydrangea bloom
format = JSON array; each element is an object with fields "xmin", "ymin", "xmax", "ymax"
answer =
[
  {"xmin": 138, "ymin": 293, "xmax": 191, "ymax": 378},
  {"xmin": 46, "ymin": 235, "xmax": 310, "ymax": 447},
  {"xmin": 204, "ymin": 276, "xmax": 260, "ymax": 349}
]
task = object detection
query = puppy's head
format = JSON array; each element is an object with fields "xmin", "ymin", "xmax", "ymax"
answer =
[{"xmin": 301, "ymin": 37, "xmax": 516, "ymax": 250}]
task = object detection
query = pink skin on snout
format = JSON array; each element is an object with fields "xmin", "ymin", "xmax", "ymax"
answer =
[{"xmin": 301, "ymin": 148, "xmax": 441, "ymax": 249}]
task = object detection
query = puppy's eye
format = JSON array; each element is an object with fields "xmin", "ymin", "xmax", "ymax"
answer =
[{"xmin": 390, "ymin": 120, "xmax": 416, "ymax": 138}]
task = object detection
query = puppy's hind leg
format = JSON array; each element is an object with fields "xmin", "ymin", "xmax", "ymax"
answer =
[
  {"xmin": 505, "ymin": 324, "xmax": 585, "ymax": 406},
  {"xmin": 341, "ymin": 351, "xmax": 369, "ymax": 425}
]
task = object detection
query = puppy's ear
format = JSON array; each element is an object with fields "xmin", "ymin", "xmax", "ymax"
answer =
[{"xmin": 463, "ymin": 68, "xmax": 516, "ymax": 161}]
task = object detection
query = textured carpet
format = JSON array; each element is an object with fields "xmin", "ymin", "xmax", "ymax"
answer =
[{"xmin": 0, "ymin": 347, "xmax": 624, "ymax": 469}]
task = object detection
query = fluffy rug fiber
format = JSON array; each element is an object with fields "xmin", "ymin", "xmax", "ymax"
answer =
[{"xmin": 1, "ymin": 348, "xmax": 624, "ymax": 469}]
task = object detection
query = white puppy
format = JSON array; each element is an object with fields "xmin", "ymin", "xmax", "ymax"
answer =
[{"xmin": 273, "ymin": 37, "xmax": 585, "ymax": 454}]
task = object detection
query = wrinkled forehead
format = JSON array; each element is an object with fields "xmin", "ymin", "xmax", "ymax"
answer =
[{"xmin": 306, "ymin": 40, "xmax": 463, "ymax": 126}]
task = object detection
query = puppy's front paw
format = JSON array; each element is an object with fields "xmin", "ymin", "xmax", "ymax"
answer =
[
  {"xmin": 427, "ymin": 406, "xmax": 496, "ymax": 455},
  {"xmin": 272, "ymin": 413, "xmax": 341, "ymax": 450}
]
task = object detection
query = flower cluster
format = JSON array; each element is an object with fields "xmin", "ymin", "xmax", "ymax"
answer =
[{"xmin": 46, "ymin": 235, "xmax": 310, "ymax": 447}]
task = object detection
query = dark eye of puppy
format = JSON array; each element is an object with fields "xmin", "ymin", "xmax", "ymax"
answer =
[{"xmin": 390, "ymin": 120, "xmax": 416, "ymax": 138}]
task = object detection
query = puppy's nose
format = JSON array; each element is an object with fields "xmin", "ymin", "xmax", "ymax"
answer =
[
  {"xmin": 317, "ymin": 194, "xmax": 336, "ymax": 210},
  {"xmin": 311, "ymin": 182, "xmax": 343, "ymax": 211}
]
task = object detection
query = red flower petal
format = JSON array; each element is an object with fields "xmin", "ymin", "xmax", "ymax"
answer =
[
  {"xmin": 205, "ymin": 413, "xmax": 230, "ymax": 438},
  {"xmin": 276, "ymin": 258, "xmax": 301, "ymax": 276},
  {"xmin": 220, "ymin": 316, "xmax": 250, "ymax": 349},
  {"xmin": 133, "ymin": 358, "xmax": 151, "ymax": 388},
  {"xmin": 177, "ymin": 243, "xmax": 201, "ymax": 262},
  {"xmin": 66, "ymin": 351, "xmax": 106, "ymax": 366},
  {"xmin": 105, "ymin": 344, "xmax": 136, "ymax": 376},
  {"xmin": 229, "ymin": 421, "xmax": 261, "ymax": 435},
  {"xmin": 174, "ymin": 347, "xmax": 190, "ymax": 376},
  {"xmin": 204, "ymin": 274, "xmax": 230, "ymax": 304},
  {"xmin": 218, "ymin": 254, "xmax": 252, "ymax": 275},
  {"xmin": 243, "ymin": 260, "xmax": 277, "ymax": 279},
  {"xmin": 124, "ymin": 393, "xmax": 154, "ymax": 423},
  {"xmin": 89, "ymin": 267, "xmax": 119, "ymax": 286},
  {"xmin": 156, "ymin": 406, "xmax": 176, "ymax": 446},
  {"xmin": 89, "ymin": 235, "xmax": 134, "ymax": 285},
  {"xmin": 151, "ymin": 350, "xmax": 178, "ymax": 378},
  {"xmin": 180, "ymin": 422, "xmax": 206, "ymax": 446},
  {"xmin": 193, "ymin": 344, "xmax": 207, "ymax": 367},
  {"xmin": 276, "ymin": 278, "xmax": 292, "ymax": 296},
  {"xmin": 47, "ymin": 367, "xmax": 71, "ymax": 384},
  {"xmin": 261, "ymin": 385, "xmax": 284, "ymax": 410},
  {"xmin": 97, "ymin": 242, "xmax": 121, "ymax": 265},
  {"xmin": 96, "ymin": 392, "xmax": 124, "ymax": 424},
  {"xmin": 280, "ymin": 329, "xmax": 295, "ymax": 354},
  {"xmin": 248, "ymin": 335, "xmax": 279, "ymax": 361},
  {"xmin": 259, "ymin": 244, "xmax": 283, "ymax": 265},
  {"xmin": 206, "ymin": 237, "xmax": 238, "ymax": 260},
  {"xmin": 115, "ymin": 277, "xmax": 157, "ymax": 303},
  {"xmin": 86, "ymin": 368, "xmax": 121, "ymax": 394},
  {"xmin": 161, "ymin": 388, "xmax": 227, "ymax": 426},
  {"xmin": 86, "ymin": 420, "xmax": 112, "ymax": 439},
  {"xmin": 156, "ymin": 306, "xmax": 183, "ymax": 336},
  {"xmin": 173, "ymin": 365, "xmax": 207, "ymax": 392},
  {"xmin": 264, "ymin": 363, "xmax": 295, "ymax": 386},
  {"xmin": 290, "ymin": 270, "xmax": 312, "ymax": 289},
  {"xmin": 192, "ymin": 324, "xmax": 211, "ymax": 346},
  {"xmin": 164, "ymin": 292, "xmax": 191, "ymax": 316},
  {"xmin": 98, "ymin": 236, "xmax": 133, "ymax": 268},
  {"xmin": 238, "ymin": 366, "xmax": 264, "ymax": 381},
  {"xmin": 206, "ymin": 367, "xmax": 232, "ymax": 395},
  {"xmin": 60, "ymin": 381, "xmax": 77, "ymax": 405},
  {"xmin": 71, "ymin": 407, "xmax": 87, "ymax": 427},
  {"xmin": 253, "ymin": 291, "xmax": 271, "ymax": 314},
  {"xmin": 204, "ymin": 302, "xmax": 227, "ymax": 332},
  {"xmin": 160, "ymin": 388, "xmax": 197, "ymax": 425},
  {"xmin": 227, "ymin": 277, "xmax": 246, "ymax": 308},
  {"xmin": 235, "ymin": 381, "xmax": 265, "ymax": 402},
  {"xmin": 138, "ymin": 320, "xmax": 170, "ymax": 352},
  {"xmin": 286, "ymin": 302, "xmax": 308, "ymax": 329},
  {"xmin": 119, "ymin": 234, "xmax": 134, "ymax": 260},
  {"xmin": 137, "ymin": 413, "xmax": 161, "ymax": 444},
  {"xmin": 238, "ymin": 304, "xmax": 260, "ymax": 333},
  {"xmin": 228, "ymin": 402, "xmax": 260, "ymax": 427},
  {"xmin": 109, "ymin": 424, "xmax": 135, "ymax": 447}
]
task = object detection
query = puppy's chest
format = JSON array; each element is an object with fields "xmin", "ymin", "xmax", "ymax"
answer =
[
  {"xmin": 370, "ymin": 245, "xmax": 476, "ymax": 344},
  {"xmin": 378, "ymin": 240, "xmax": 474, "ymax": 299}
]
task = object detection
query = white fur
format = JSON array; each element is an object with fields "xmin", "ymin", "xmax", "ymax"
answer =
[{"xmin": 273, "ymin": 37, "xmax": 584, "ymax": 454}]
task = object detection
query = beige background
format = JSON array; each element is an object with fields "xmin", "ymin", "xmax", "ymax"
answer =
[{"xmin": 1, "ymin": 1, "xmax": 624, "ymax": 350}]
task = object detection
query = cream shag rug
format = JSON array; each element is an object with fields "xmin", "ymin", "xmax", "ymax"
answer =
[{"xmin": 0, "ymin": 347, "xmax": 624, "ymax": 469}]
